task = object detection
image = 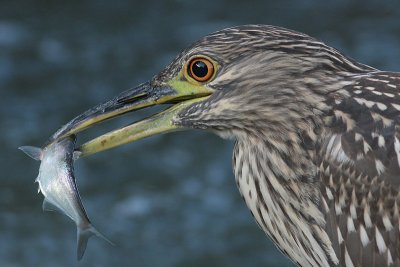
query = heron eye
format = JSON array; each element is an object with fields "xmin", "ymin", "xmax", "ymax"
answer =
[{"xmin": 188, "ymin": 57, "xmax": 214, "ymax": 82}]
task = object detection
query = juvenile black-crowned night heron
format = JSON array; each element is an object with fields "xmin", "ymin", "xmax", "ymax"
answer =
[{"xmin": 53, "ymin": 25, "xmax": 400, "ymax": 266}]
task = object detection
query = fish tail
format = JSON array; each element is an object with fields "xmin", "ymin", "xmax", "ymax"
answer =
[
  {"xmin": 77, "ymin": 224, "xmax": 114, "ymax": 260},
  {"xmin": 18, "ymin": 146, "xmax": 43, "ymax": 161}
]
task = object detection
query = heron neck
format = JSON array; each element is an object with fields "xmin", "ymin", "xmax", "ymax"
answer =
[{"xmin": 233, "ymin": 138, "xmax": 336, "ymax": 266}]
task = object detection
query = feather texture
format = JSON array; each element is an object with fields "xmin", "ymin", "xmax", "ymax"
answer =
[{"xmin": 169, "ymin": 25, "xmax": 400, "ymax": 266}]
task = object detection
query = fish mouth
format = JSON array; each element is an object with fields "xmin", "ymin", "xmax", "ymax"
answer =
[{"xmin": 51, "ymin": 81, "xmax": 213, "ymax": 158}]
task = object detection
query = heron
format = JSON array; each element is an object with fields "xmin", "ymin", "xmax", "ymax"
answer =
[{"xmin": 51, "ymin": 25, "xmax": 400, "ymax": 267}]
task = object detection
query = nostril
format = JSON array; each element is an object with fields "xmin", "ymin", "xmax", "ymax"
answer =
[{"xmin": 117, "ymin": 92, "xmax": 149, "ymax": 104}]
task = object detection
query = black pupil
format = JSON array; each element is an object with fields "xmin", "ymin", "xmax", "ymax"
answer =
[{"xmin": 192, "ymin": 61, "xmax": 208, "ymax": 78}]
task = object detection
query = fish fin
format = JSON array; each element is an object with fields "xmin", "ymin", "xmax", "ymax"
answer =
[
  {"xmin": 19, "ymin": 146, "xmax": 42, "ymax": 161},
  {"xmin": 42, "ymin": 199, "xmax": 62, "ymax": 213},
  {"xmin": 77, "ymin": 224, "xmax": 114, "ymax": 260},
  {"xmin": 73, "ymin": 150, "xmax": 82, "ymax": 161}
]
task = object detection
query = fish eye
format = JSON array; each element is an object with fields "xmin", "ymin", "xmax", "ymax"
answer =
[{"xmin": 187, "ymin": 57, "xmax": 215, "ymax": 82}]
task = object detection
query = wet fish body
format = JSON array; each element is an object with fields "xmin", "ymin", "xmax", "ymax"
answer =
[{"xmin": 19, "ymin": 136, "xmax": 110, "ymax": 260}]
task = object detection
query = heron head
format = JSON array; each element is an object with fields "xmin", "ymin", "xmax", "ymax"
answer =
[{"xmin": 52, "ymin": 25, "xmax": 372, "ymax": 156}]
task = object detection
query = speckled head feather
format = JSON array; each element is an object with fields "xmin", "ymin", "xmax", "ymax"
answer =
[
  {"xmin": 155, "ymin": 26, "xmax": 375, "ymax": 140},
  {"xmin": 152, "ymin": 25, "xmax": 400, "ymax": 267},
  {"xmin": 162, "ymin": 26, "xmax": 363, "ymax": 138},
  {"xmin": 156, "ymin": 25, "xmax": 374, "ymax": 83}
]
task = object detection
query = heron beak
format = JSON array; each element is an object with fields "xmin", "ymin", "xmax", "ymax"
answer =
[{"xmin": 51, "ymin": 80, "xmax": 213, "ymax": 158}]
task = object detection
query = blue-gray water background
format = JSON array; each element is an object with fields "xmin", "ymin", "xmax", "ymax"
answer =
[{"xmin": 3, "ymin": 1, "xmax": 400, "ymax": 266}]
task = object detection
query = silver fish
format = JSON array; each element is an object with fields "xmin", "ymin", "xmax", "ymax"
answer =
[{"xmin": 19, "ymin": 136, "xmax": 111, "ymax": 260}]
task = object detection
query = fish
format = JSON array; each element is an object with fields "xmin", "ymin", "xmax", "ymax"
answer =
[{"xmin": 19, "ymin": 135, "xmax": 112, "ymax": 260}]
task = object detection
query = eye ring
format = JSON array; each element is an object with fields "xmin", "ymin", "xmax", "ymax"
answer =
[{"xmin": 187, "ymin": 57, "xmax": 215, "ymax": 82}]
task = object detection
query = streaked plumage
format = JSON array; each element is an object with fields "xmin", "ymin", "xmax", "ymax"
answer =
[
  {"xmin": 165, "ymin": 25, "xmax": 400, "ymax": 266},
  {"xmin": 50, "ymin": 24, "xmax": 400, "ymax": 266}
]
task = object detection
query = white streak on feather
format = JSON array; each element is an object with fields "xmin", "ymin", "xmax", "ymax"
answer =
[
  {"xmin": 376, "ymin": 102, "xmax": 387, "ymax": 111},
  {"xmin": 359, "ymin": 225, "xmax": 369, "ymax": 247},
  {"xmin": 329, "ymin": 174, "xmax": 334, "ymax": 188},
  {"xmin": 375, "ymin": 160, "xmax": 385, "ymax": 175},
  {"xmin": 335, "ymin": 202, "xmax": 342, "ymax": 215},
  {"xmin": 382, "ymin": 215, "xmax": 393, "ymax": 231},
  {"xmin": 321, "ymin": 197, "xmax": 329, "ymax": 212},
  {"xmin": 392, "ymin": 103, "xmax": 400, "ymax": 111},
  {"xmin": 347, "ymin": 217, "xmax": 356, "ymax": 232},
  {"xmin": 375, "ymin": 227, "xmax": 387, "ymax": 254},
  {"xmin": 326, "ymin": 135, "xmax": 336, "ymax": 154},
  {"xmin": 378, "ymin": 135, "xmax": 385, "ymax": 148},
  {"xmin": 356, "ymin": 153, "xmax": 364, "ymax": 160},
  {"xmin": 387, "ymin": 249, "xmax": 394, "ymax": 265},
  {"xmin": 372, "ymin": 90, "xmax": 383, "ymax": 96},
  {"xmin": 363, "ymin": 141, "xmax": 371, "ymax": 154},
  {"xmin": 353, "ymin": 97, "xmax": 375, "ymax": 108},
  {"xmin": 337, "ymin": 227, "xmax": 344, "ymax": 244},
  {"xmin": 364, "ymin": 205, "xmax": 373, "ymax": 228},
  {"xmin": 326, "ymin": 187, "xmax": 333, "ymax": 200},
  {"xmin": 367, "ymin": 77, "xmax": 386, "ymax": 83},
  {"xmin": 383, "ymin": 92, "xmax": 395, "ymax": 97},
  {"xmin": 350, "ymin": 203, "xmax": 357, "ymax": 219},
  {"xmin": 328, "ymin": 135, "xmax": 351, "ymax": 164},
  {"xmin": 394, "ymin": 202, "xmax": 399, "ymax": 218},
  {"xmin": 344, "ymin": 247, "xmax": 354, "ymax": 267},
  {"xmin": 394, "ymin": 137, "xmax": 400, "ymax": 168},
  {"xmin": 242, "ymin": 163, "xmax": 249, "ymax": 181}
]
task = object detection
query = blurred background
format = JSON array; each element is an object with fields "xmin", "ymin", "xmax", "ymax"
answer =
[{"xmin": 2, "ymin": 0, "xmax": 400, "ymax": 266}]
